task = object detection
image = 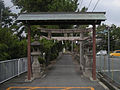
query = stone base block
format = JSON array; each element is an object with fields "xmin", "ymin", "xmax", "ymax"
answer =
[{"xmin": 25, "ymin": 77, "xmax": 34, "ymax": 82}]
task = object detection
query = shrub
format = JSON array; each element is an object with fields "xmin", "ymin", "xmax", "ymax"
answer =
[{"xmin": 38, "ymin": 56, "xmax": 45, "ymax": 64}]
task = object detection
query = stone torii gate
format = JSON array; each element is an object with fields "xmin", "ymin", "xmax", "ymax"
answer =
[
  {"xmin": 39, "ymin": 28, "xmax": 91, "ymax": 55},
  {"xmin": 17, "ymin": 12, "xmax": 106, "ymax": 81},
  {"xmin": 39, "ymin": 28, "xmax": 91, "ymax": 37},
  {"xmin": 38, "ymin": 28, "xmax": 92, "ymax": 38}
]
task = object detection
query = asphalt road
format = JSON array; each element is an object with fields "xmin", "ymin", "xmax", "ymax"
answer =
[
  {"xmin": 0, "ymin": 54, "xmax": 105, "ymax": 90},
  {"xmin": 96, "ymin": 55, "xmax": 120, "ymax": 84}
]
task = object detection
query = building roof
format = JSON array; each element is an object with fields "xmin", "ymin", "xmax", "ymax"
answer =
[{"xmin": 17, "ymin": 12, "xmax": 106, "ymax": 25}]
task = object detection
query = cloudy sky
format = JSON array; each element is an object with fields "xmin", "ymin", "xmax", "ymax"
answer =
[{"xmin": 3, "ymin": 0, "xmax": 120, "ymax": 27}]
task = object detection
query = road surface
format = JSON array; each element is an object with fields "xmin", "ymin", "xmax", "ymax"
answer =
[{"xmin": 0, "ymin": 54, "xmax": 105, "ymax": 90}]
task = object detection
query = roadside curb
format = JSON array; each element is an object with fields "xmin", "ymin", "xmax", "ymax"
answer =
[{"xmin": 97, "ymin": 72, "xmax": 120, "ymax": 90}]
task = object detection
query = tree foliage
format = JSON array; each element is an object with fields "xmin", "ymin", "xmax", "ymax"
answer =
[
  {"xmin": 12, "ymin": 0, "xmax": 78, "ymax": 12},
  {"xmin": 0, "ymin": 0, "xmax": 120, "ymax": 62},
  {"xmin": 0, "ymin": 0, "xmax": 79, "ymax": 61},
  {"xmin": 0, "ymin": 0, "xmax": 4, "ymax": 9},
  {"xmin": 0, "ymin": 27, "xmax": 27, "ymax": 60},
  {"xmin": 96, "ymin": 24, "xmax": 120, "ymax": 52},
  {"xmin": 0, "ymin": 0, "xmax": 16, "ymax": 27},
  {"xmin": 38, "ymin": 38, "xmax": 63, "ymax": 65},
  {"xmin": 12, "ymin": 0, "xmax": 79, "ymax": 32}
]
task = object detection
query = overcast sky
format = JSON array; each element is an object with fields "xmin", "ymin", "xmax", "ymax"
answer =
[{"xmin": 3, "ymin": 0, "xmax": 120, "ymax": 27}]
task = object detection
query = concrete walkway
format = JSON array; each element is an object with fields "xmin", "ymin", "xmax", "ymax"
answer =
[{"xmin": 0, "ymin": 54, "xmax": 106, "ymax": 90}]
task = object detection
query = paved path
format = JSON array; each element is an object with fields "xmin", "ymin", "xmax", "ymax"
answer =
[{"xmin": 0, "ymin": 54, "xmax": 105, "ymax": 90}]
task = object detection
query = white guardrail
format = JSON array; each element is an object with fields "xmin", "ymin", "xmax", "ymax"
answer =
[{"xmin": 0, "ymin": 58, "xmax": 27, "ymax": 84}]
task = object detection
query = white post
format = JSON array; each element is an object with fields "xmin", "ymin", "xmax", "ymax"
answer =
[{"xmin": 18, "ymin": 59, "xmax": 20, "ymax": 76}]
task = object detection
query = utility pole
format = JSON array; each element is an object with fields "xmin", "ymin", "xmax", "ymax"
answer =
[
  {"xmin": 107, "ymin": 26, "xmax": 110, "ymax": 73},
  {"xmin": 0, "ymin": 9, "xmax": 3, "ymax": 28}
]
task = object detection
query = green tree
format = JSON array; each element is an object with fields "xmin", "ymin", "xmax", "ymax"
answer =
[
  {"xmin": 96, "ymin": 24, "xmax": 120, "ymax": 52},
  {"xmin": 0, "ymin": 27, "xmax": 27, "ymax": 60},
  {"xmin": 0, "ymin": 0, "xmax": 16, "ymax": 27},
  {"xmin": 96, "ymin": 24, "xmax": 108, "ymax": 51},
  {"xmin": 0, "ymin": 27, "xmax": 16, "ymax": 60},
  {"xmin": 12, "ymin": 0, "xmax": 78, "ymax": 32},
  {"xmin": 0, "ymin": 0, "xmax": 4, "ymax": 9},
  {"xmin": 12, "ymin": 0, "xmax": 78, "ymax": 12},
  {"xmin": 0, "ymin": 43, "xmax": 10, "ymax": 60}
]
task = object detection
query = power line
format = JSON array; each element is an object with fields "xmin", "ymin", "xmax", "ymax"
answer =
[
  {"xmin": 77, "ymin": 0, "xmax": 82, "ymax": 11},
  {"xmin": 92, "ymin": 0, "xmax": 100, "ymax": 12},
  {"xmin": 79, "ymin": 0, "xmax": 83, "ymax": 10},
  {"xmin": 88, "ymin": 0, "xmax": 92, "ymax": 9}
]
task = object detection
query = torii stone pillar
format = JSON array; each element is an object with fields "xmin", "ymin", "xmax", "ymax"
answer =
[
  {"xmin": 48, "ymin": 31, "xmax": 51, "ymax": 39},
  {"xmin": 70, "ymin": 33, "xmax": 74, "ymax": 53},
  {"xmin": 64, "ymin": 33, "xmax": 67, "ymax": 37},
  {"xmin": 64, "ymin": 33, "xmax": 67, "ymax": 51},
  {"xmin": 79, "ymin": 32, "xmax": 84, "ymax": 71}
]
